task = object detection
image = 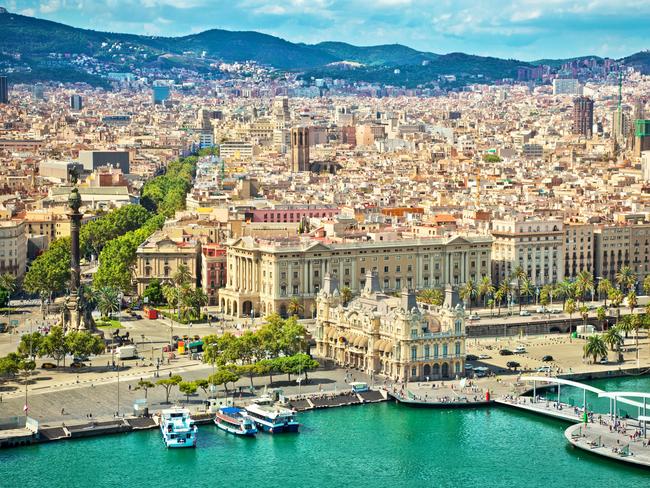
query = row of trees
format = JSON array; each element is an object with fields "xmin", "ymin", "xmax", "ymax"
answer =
[
  {"xmin": 0, "ymin": 326, "xmax": 105, "ymax": 381},
  {"xmin": 415, "ymin": 266, "xmax": 650, "ymax": 319},
  {"xmin": 200, "ymin": 314, "xmax": 318, "ymax": 388},
  {"xmin": 583, "ymin": 312, "xmax": 650, "ymax": 364}
]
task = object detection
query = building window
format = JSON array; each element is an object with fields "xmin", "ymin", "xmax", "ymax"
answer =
[
  {"xmin": 424, "ymin": 345, "xmax": 430, "ymax": 359},
  {"xmin": 455, "ymin": 341, "xmax": 461, "ymax": 356},
  {"xmin": 455, "ymin": 319, "xmax": 462, "ymax": 336},
  {"xmin": 442, "ymin": 343, "xmax": 448, "ymax": 357},
  {"xmin": 434, "ymin": 344, "xmax": 439, "ymax": 358},
  {"xmin": 411, "ymin": 346, "xmax": 417, "ymax": 361}
]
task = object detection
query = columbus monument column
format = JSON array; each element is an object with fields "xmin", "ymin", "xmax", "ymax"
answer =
[{"xmin": 62, "ymin": 177, "xmax": 95, "ymax": 332}]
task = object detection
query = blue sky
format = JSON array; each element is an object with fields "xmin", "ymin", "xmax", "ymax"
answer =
[{"xmin": 6, "ymin": 0, "xmax": 649, "ymax": 60}]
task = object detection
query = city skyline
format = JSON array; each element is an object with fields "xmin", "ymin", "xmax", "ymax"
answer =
[{"xmin": 6, "ymin": 0, "xmax": 650, "ymax": 61}]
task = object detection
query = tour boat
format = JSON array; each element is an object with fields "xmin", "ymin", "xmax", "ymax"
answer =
[
  {"xmin": 244, "ymin": 403, "xmax": 300, "ymax": 433},
  {"xmin": 159, "ymin": 407, "xmax": 198, "ymax": 448},
  {"xmin": 214, "ymin": 407, "xmax": 258, "ymax": 436}
]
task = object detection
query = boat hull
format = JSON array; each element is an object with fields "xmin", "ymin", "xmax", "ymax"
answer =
[
  {"xmin": 255, "ymin": 421, "xmax": 300, "ymax": 434},
  {"xmin": 214, "ymin": 419, "xmax": 257, "ymax": 437}
]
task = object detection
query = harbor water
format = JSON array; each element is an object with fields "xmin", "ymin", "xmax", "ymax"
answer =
[{"xmin": 1, "ymin": 376, "xmax": 649, "ymax": 487}]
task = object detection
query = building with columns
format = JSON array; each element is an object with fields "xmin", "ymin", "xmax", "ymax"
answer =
[
  {"xmin": 218, "ymin": 234, "xmax": 492, "ymax": 318},
  {"xmin": 315, "ymin": 273, "xmax": 466, "ymax": 381}
]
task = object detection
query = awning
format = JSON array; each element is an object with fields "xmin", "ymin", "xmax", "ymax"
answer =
[
  {"xmin": 374, "ymin": 339, "xmax": 386, "ymax": 351},
  {"xmin": 382, "ymin": 341, "xmax": 394, "ymax": 353},
  {"xmin": 358, "ymin": 336, "xmax": 369, "ymax": 348}
]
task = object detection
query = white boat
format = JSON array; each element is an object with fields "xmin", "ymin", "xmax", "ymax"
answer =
[
  {"xmin": 214, "ymin": 407, "xmax": 258, "ymax": 437},
  {"xmin": 244, "ymin": 403, "xmax": 300, "ymax": 434},
  {"xmin": 159, "ymin": 407, "xmax": 198, "ymax": 448}
]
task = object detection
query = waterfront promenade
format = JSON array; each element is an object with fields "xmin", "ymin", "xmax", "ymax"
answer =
[{"xmin": 566, "ymin": 421, "xmax": 650, "ymax": 468}]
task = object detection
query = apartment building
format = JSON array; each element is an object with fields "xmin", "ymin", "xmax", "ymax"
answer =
[
  {"xmin": 563, "ymin": 223, "xmax": 594, "ymax": 280},
  {"xmin": 218, "ymin": 233, "xmax": 492, "ymax": 318},
  {"xmin": 201, "ymin": 243, "xmax": 227, "ymax": 306},
  {"xmin": 594, "ymin": 224, "xmax": 650, "ymax": 287},
  {"xmin": 134, "ymin": 231, "xmax": 201, "ymax": 296},
  {"xmin": 491, "ymin": 218, "xmax": 564, "ymax": 285},
  {"xmin": 0, "ymin": 221, "xmax": 27, "ymax": 280}
]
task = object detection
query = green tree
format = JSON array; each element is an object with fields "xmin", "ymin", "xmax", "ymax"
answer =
[
  {"xmin": 287, "ymin": 297, "xmax": 304, "ymax": 318},
  {"xmin": 173, "ymin": 263, "xmax": 193, "ymax": 287},
  {"xmin": 0, "ymin": 352, "xmax": 21, "ymax": 377},
  {"xmin": 520, "ymin": 278, "xmax": 534, "ymax": 306},
  {"xmin": 157, "ymin": 375, "xmax": 183, "ymax": 404},
  {"xmin": 66, "ymin": 330, "xmax": 105, "ymax": 358},
  {"xmin": 40, "ymin": 326, "xmax": 70, "ymax": 366},
  {"xmin": 478, "ymin": 276, "xmax": 495, "ymax": 308},
  {"xmin": 627, "ymin": 290, "xmax": 637, "ymax": 316},
  {"xmin": 17, "ymin": 332, "xmax": 43, "ymax": 360},
  {"xmin": 603, "ymin": 327, "xmax": 623, "ymax": 353},
  {"xmin": 292, "ymin": 353, "xmax": 319, "ymax": 381},
  {"xmin": 460, "ymin": 279, "xmax": 477, "ymax": 312},
  {"xmin": 23, "ymin": 238, "xmax": 70, "ymax": 301},
  {"xmin": 135, "ymin": 379, "xmax": 155, "ymax": 400},
  {"xmin": 96, "ymin": 286, "xmax": 120, "ymax": 318},
  {"xmin": 610, "ymin": 289, "xmax": 624, "ymax": 324},
  {"xmin": 598, "ymin": 278, "xmax": 613, "ymax": 306},
  {"xmin": 194, "ymin": 378, "xmax": 210, "ymax": 397},
  {"xmin": 575, "ymin": 271, "xmax": 594, "ymax": 304},
  {"xmin": 0, "ymin": 273, "xmax": 17, "ymax": 298},
  {"xmin": 179, "ymin": 381, "xmax": 198, "ymax": 403},
  {"xmin": 280, "ymin": 316, "xmax": 308, "ymax": 356},
  {"xmin": 208, "ymin": 368, "xmax": 239, "ymax": 395},
  {"xmin": 643, "ymin": 275, "xmax": 650, "ymax": 296},
  {"xmin": 583, "ymin": 335, "xmax": 607, "ymax": 363},
  {"xmin": 512, "ymin": 266, "xmax": 527, "ymax": 312},
  {"xmin": 555, "ymin": 279, "xmax": 576, "ymax": 310},
  {"xmin": 340, "ymin": 286, "xmax": 353, "ymax": 305},
  {"xmin": 596, "ymin": 306, "xmax": 607, "ymax": 329},
  {"xmin": 579, "ymin": 305, "xmax": 589, "ymax": 326},
  {"xmin": 565, "ymin": 299, "xmax": 577, "ymax": 333},
  {"xmin": 615, "ymin": 266, "xmax": 636, "ymax": 293},
  {"xmin": 143, "ymin": 279, "xmax": 164, "ymax": 305}
]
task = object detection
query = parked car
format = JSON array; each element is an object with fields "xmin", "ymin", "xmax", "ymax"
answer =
[
  {"xmin": 469, "ymin": 314, "xmax": 481, "ymax": 321},
  {"xmin": 537, "ymin": 366, "xmax": 552, "ymax": 373},
  {"xmin": 514, "ymin": 346, "xmax": 526, "ymax": 354},
  {"xmin": 535, "ymin": 306, "xmax": 547, "ymax": 314},
  {"xmin": 499, "ymin": 349, "xmax": 513, "ymax": 356},
  {"xmin": 542, "ymin": 355, "xmax": 554, "ymax": 362},
  {"xmin": 71, "ymin": 362, "xmax": 86, "ymax": 369},
  {"xmin": 550, "ymin": 308, "xmax": 562, "ymax": 314},
  {"xmin": 41, "ymin": 362, "xmax": 57, "ymax": 369},
  {"xmin": 478, "ymin": 354, "xmax": 492, "ymax": 360},
  {"xmin": 506, "ymin": 361, "xmax": 521, "ymax": 369},
  {"xmin": 466, "ymin": 354, "xmax": 479, "ymax": 361},
  {"xmin": 519, "ymin": 310, "xmax": 531, "ymax": 316},
  {"xmin": 599, "ymin": 357, "xmax": 609, "ymax": 364}
]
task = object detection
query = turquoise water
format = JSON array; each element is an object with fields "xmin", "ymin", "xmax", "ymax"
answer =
[{"xmin": 1, "ymin": 377, "xmax": 649, "ymax": 488}]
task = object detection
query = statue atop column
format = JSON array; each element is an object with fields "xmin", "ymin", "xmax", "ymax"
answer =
[{"xmin": 61, "ymin": 169, "xmax": 95, "ymax": 332}]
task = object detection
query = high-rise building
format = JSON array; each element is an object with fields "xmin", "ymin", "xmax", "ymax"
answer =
[
  {"xmin": 634, "ymin": 119, "xmax": 650, "ymax": 157},
  {"xmin": 572, "ymin": 96, "xmax": 594, "ymax": 137},
  {"xmin": 152, "ymin": 84, "xmax": 170, "ymax": 105},
  {"xmin": 0, "ymin": 76, "xmax": 8, "ymax": 104},
  {"xmin": 552, "ymin": 78, "xmax": 581, "ymax": 95},
  {"xmin": 291, "ymin": 127, "xmax": 310, "ymax": 172},
  {"xmin": 70, "ymin": 94, "xmax": 83, "ymax": 111}
]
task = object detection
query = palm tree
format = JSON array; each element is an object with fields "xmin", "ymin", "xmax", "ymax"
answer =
[
  {"xmin": 494, "ymin": 289, "xmax": 504, "ymax": 317},
  {"xmin": 173, "ymin": 263, "xmax": 193, "ymax": 287},
  {"xmin": 520, "ymin": 278, "xmax": 534, "ymax": 306},
  {"xmin": 643, "ymin": 275, "xmax": 650, "ymax": 296},
  {"xmin": 340, "ymin": 286, "xmax": 353, "ymax": 305},
  {"xmin": 598, "ymin": 278, "xmax": 613, "ymax": 306},
  {"xmin": 460, "ymin": 280, "xmax": 477, "ymax": 312},
  {"xmin": 615, "ymin": 266, "xmax": 636, "ymax": 293},
  {"xmin": 541, "ymin": 284, "xmax": 554, "ymax": 307},
  {"xmin": 555, "ymin": 279, "xmax": 575, "ymax": 310},
  {"xmin": 478, "ymin": 276, "xmax": 495, "ymax": 308},
  {"xmin": 603, "ymin": 327, "xmax": 623, "ymax": 352},
  {"xmin": 630, "ymin": 313, "xmax": 642, "ymax": 363},
  {"xmin": 579, "ymin": 305, "xmax": 589, "ymax": 326},
  {"xmin": 566, "ymin": 299, "xmax": 577, "ymax": 333},
  {"xmin": 583, "ymin": 335, "xmax": 607, "ymax": 364},
  {"xmin": 0, "ymin": 273, "xmax": 17, "ymax": 297},
  {"xmin": 430, "ymin": 289, "xmax": 444, "ymax": 306},
  {"xmin": 609, "ymin": 289, "xmax": 624, "ymax": 325},
  {"xmin": 96, "ymin": 286, "xmax": 120, "ymax": 319},
  {"xmin": 596, "ymin": 306, "xmax": 607, "ymax": 329},
  {"xmin": 162, "ymin": 283, "xmax": 179, "ymax": 318},
  {"xmin": 575, "ymin": 270, "xmax": 594, "ymax": 304},
  {"xmin": 512, "ymin": 266, "xmax": 527, "ymax": 312},
  {"xmin": 287, "ymin": 298, "xmax": 304, "ymax": 318},
  {"xmin": 497, "ymin": 280, "xmax": 512, "ymax": 316},
  {"xmin": 627, "ymin": 290, "xmax": 637, "ymax": 316}
]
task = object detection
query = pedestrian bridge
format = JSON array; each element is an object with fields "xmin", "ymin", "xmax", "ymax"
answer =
[{"xmin": 496, "ymin": 376, "xmax": 648, "ymax": 424}]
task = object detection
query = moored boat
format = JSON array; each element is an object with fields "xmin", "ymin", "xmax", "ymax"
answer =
[
  {"xmin": 244, "ymin": 403, "xmax": 300, "ymax": 433},
  {"xmin": 214, "ymin": 407, "xmax": 258, "ymax": 436},
  {"xmin": 159, "ymin": 407, "xmax": 198, "ymax": 448}
]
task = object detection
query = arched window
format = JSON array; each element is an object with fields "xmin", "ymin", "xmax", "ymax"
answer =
[{"xmin": 455, "ymin": 319, "xmax": 462, "ymax": 336}]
